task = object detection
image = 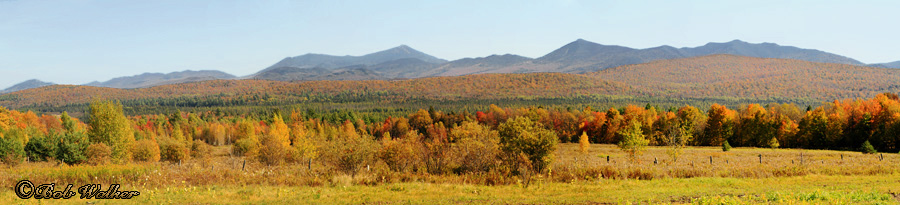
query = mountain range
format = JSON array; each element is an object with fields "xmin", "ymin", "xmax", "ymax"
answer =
[
  {"xmin": 2, "ymin": 70, "xmax": 237, "ymax": 93},
  {"xmin": 5, "ymin": 39, "xmax": 899, "ymax": 92},
  {"xmin": 6, "ymin": 54, "xmax": 900, "ymax": 111},
  {"xmin": 249, "ymin": 39, "xmax": 882, "ymax": 81}
]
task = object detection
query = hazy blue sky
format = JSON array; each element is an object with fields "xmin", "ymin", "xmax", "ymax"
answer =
[{"xmin": 1, "ymin": 0, "xmax": 898, "ymax": 88}]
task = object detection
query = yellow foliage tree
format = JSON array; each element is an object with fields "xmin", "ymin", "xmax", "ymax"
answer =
[
  {"xmin": 88, "ymin": 100, "xmax": 135, "ymax": 164},
  {"xmin": 579, "ymin": 132, "xmax": 590, "ymax": 154},
  {"xmin": 268, "ymin": 113, "xmax": 290, "ymax": 148}
]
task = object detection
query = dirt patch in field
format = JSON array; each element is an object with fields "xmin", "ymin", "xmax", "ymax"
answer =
[{"xmin": 890, "ymin": 191, "xmax": 900, "ymax": 202}]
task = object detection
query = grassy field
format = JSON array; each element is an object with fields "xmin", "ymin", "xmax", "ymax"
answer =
[
  {"xmin": 2, "ymin": 144, "xmax": 899, "ymax": 204},
  {"xmin": 2, "ymin": 174, "xmax": 899, "ymax": 204}
]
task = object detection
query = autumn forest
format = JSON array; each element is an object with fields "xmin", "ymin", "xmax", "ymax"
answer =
[{"xmin": 2, "ymin": 55, "xmax": 900, "ymax": 203}]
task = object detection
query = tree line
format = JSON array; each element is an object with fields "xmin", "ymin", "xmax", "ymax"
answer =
[{"xmin": 1, "ymin": 93, "xmax": 899, "ymax": 177}]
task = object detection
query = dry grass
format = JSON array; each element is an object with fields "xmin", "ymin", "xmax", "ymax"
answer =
[
  {"xmin": 1, "ymin": 144, "xmax": 897, "ymax": 188},
  {"xmin": 550, "ymin": 143, "xmax": 900, "ymax": 181},
  {"xmin": 1, "ymin": 144, "xmax": 898, "ymax": 203},
  {"xmin": 2, "ymin": 174, "xmax": 898, "ymax": 204}
]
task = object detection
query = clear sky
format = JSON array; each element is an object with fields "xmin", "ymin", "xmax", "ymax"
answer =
[{"xmin": 1, "ymin": 0, "xmax": 898, "ymax": 89}]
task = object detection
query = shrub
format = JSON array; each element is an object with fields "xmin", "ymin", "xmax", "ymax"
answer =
[
  {"xmin": 722, "ymin": 140, "xmax": 732, "ymax": 151},
  {"xmin": 377, "ymin": 134, "xmax": 422, "ymax": 172},
  {"xmin": 258, "ymin": 135, "xmax": 288, "ymax": 165},
  {"xmin": 0, "ymin": 137, "xmax": 25, "ymax": 166},
  {"xmin": 25, "ymin": 135, "xmax": 57, "ymax": 162},
  {"xmin": 861, "ymin": 140, "xmax": 876, "ymax": 154},
  {"xmin": 233, "ymin": 136, "xmax": 260, "ymax": 157},
  {"xmin": 321, "ymin": 134, "xmax": 378, "ymax": 176},
  {"xmin": 422, "ymin": 136, "xmax": 454, "ymax": 174},
  {"xmin": 498, "ymin": 116, "xmax": 558, "ymax": 172},
  {"xmin": 449, "ymin": 121, "xmax": 500, "ymax": 173},
  {"xmin": 191, "ymin": 140, "xmax": 212, "ymax": 159},
  {"xmin": 56, "ymin": 132, "xmax": 89, "ymax": 165},
  {"xmin": 86, "ymin": 143, "xmax": 112, "ymax": 165},
  {"xmin": 131, "ymin": 139, "xmax": 161, "ymax": 162},
  {"xmin": 160, "ymin": 139, "xmax": 190, "ymax": 163}
]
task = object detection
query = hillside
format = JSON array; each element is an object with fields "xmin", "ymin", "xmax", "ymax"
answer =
[
  {"xmin": 0, "ymin": 73, "xmax": 628, "ymax": 109},
  {"xmin": 86, "ymin": 70, "xmax": 236, "ymax": 89},
  {"xmin": 0, "ymin": 79, "xmax": 54, "ymax": 94},
  {"xmin": 590, "ymin": 54, "xmax": 900, "ymax": 100}
]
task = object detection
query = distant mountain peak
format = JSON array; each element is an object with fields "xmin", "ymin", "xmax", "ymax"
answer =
[
  {"xmin": 264, "ymin": 44, "xmax": 447, "ymax": 71},
  {"xmin": 1, "ymin": 79, "xmax": 54, "ymax": 94},
  {"xmin": 394, "ymin": 44, "xmax": 412, "ymax": 50},
  {"xmin": 567, "ymin": 38, "xmax": 599, "ymax": 46},
  {"xmin": 87, "ymin": 70, "xmax": 235, "ymax": 89},
  {"xmin": 373, "ymin": 44, "xmax": 422, "ymax": 56}
]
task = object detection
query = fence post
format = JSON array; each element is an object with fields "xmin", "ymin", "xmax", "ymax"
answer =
[
  {"xmin": 607, "ymin": 156, "xmax": 610, "ymax": 163},
  {"xmin": 242, "ymin": 160, "xmax": 246, "ymax": 171},
  {"xmin": 709, "ymin": 156, "xmax": 713, "ymax": 164},
  {"xmin": 759, "ymin": 154, "xmax": 762, "ymax": 164},
  {"xmin": 654, "ymin": 157, "xmax": 658, "ymax": 165}
]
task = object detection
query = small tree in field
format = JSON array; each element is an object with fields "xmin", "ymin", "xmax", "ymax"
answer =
[
  {"xmin": 722, "ymin": 140, "xmax": 732, "ymax": 151},
  {"xmin": 88, "ymin": 100, "xmax": 135, "ymax": 164},
  {"xmin": 663, "ymin": 125, "xmax": 691, "ymax": 163},
  {"xmin": 498, "ymin": 116, "xmax": 558, "ymax": 172},
  {"xmin": 664, "ymin": 106, "xmax": 700, "ymax": 163},
  {"xmin": 578, "ymin": 132, "xmax": 590, "ymax": 154},
  {"xmin": 767, "ymin": 137, "xmax": 780, "ymax": 149},
  {"xmin": 860, "ymin": 140, "xmax": 876, "ymax": 154},
  {"xmin": 618, "ymin": 120, "xmax": 648, "ymax": 162}
]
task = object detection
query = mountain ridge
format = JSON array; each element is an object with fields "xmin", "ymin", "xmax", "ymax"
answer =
[
  {"xmin": 86, "ymin": 70, "xmax": 236, "ymax": 89},
  {"xmin": 1, "ymin": 79, "xmax": 54, "ymax": 94},
  {"xmin": 261, "ymin": 45, "xmax": 447, "ymax": 72}
]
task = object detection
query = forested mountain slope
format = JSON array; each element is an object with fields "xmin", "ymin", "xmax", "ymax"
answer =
[{"xmin": 590, "ymin": 55, "xmax": 900, "ymax": 100}]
